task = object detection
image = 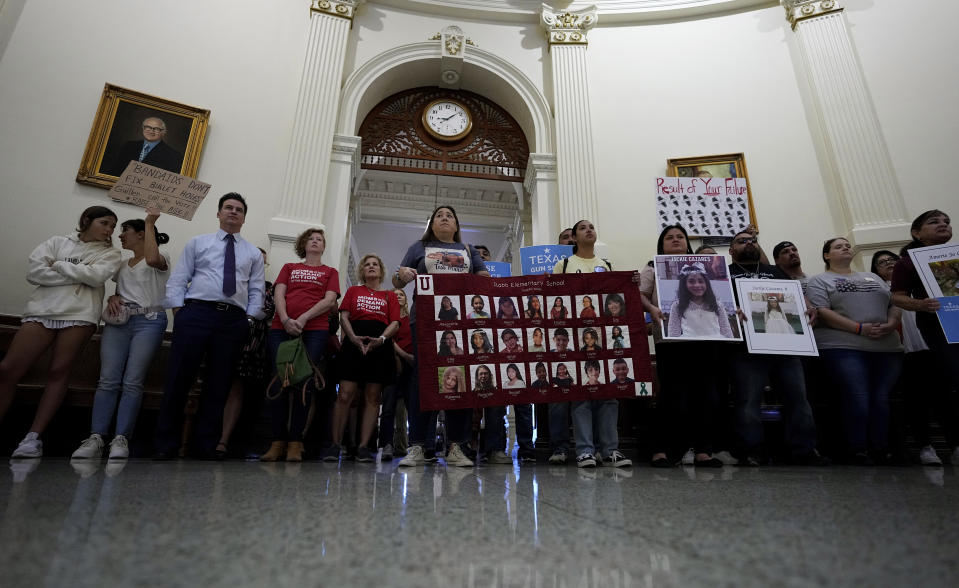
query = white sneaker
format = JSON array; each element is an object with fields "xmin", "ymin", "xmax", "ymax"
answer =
[
  {"xmin": 72, "ymin": 434, "xmax": 104, "ymax": 459},
  {"xmin": 398, "ymin": 445, "xmax": 426, "ymax": 467},
  {"xmin": 11, "ymin": 432, "xmax": 42, "ymax": 458},
  {"xmin": 108, "ymin": 435, "xmax": 129, "ymax": 460},
  {"xmin": 919, "ymin": 445, "xmax": 942, "ymax": 466},
  {"xmin": 548, "ymin": 450, "xmax": 568, "ymax": 465},
  {"xmin": 713, "ymin": 450, "xmax": 739, "ymax": 466},
  {"xmin": 381, "ymin": 443, "xmax": 394, "ymax": 461},
  {"xmin": 487, "ymin": 450, "xmax": 513, "ymax": 464},
  {"xmin": 444, "ymin": 443, "xmax": 474, "ymax": 467},
  {"xmin": 681, "ymin": 447, "xmax": 695, "ymax": 466},
  {"xmin": 951, "ymin": 447, "xmax": 959, "ymax": 466}
]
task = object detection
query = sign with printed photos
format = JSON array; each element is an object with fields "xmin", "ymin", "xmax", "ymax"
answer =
[
  {"xmin": 415, "ymin": 272, "xmax": 654, "ymax": 410},
  {"xmin": 907, "ymin": 243, "xmax": 959, "ymax": 343},
  {"xmin": 653, "ymin": 254, "xmax": 742, "ymax": 341},
  {"xmin": 734, "ymin": 279, "xmax": 819, "ymax": 356}
]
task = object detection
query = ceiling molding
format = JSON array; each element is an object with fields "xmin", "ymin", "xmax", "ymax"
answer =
[{"xmin": 368, "ymin": 1, "xmax": 777, "ymax": 24}]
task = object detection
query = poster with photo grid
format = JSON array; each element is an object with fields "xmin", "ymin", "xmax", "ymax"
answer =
[{"xmin": 414, "ymin": 272, "xmax": 654, "ymax": 410}]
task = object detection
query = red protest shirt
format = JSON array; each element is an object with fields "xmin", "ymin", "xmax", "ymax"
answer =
[
  {"xmin": 393, "ymin": 315, "xmax": 413, "ymax": 353},
  {"xmin": 270, "ymin": 263, "xmax": 341, "ymax": 331},
  {"xmin": 339, "ymin": 286, "xmax": 400, "ymax": 325}
]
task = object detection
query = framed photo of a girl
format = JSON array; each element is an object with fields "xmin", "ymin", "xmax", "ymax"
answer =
[
  {"xmin": 435, "ymin": 295, "xmax": 461, "ymax": 321},
  {"xmin": 468, "ymin": 328, "xmax": 494, "ymax": 355},
  {"xmin": 576, "ymin": 294, "xmax": 598, "ymax": 319},
  {"xmin": 735, "ymin": 278, "xmax": 818, "ymax": 356},
  {"xmin": 654, "ymin": 254, "xmax": 741, "ymax": 341},
  {"xmin": 605, "ymin": 325, "xmax": 630, "ymax": 349},
  {"xmin": 548, "ymin": 295, "xmax": 571, "ymax": 320}
]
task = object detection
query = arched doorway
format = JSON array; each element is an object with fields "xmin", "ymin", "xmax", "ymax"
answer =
[{"xmin": 347, "ymin": 86, "xmax": 531, "ymax": 286}]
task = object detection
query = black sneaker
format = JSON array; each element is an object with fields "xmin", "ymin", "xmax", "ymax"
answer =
[
  {"xmin": 356, "ymin": 447, "xmax": 374, "ymax": 463},
  {"xmin": 320, "ymin": 444, "xmax": 340, "ymax": 462},
  {"xmin": 576, "ymin": 452, "xmax": 596, "ymax": 468},
  {"xmin": 519, "ymin": 450, "xmax": 537, "ymax": 463}
]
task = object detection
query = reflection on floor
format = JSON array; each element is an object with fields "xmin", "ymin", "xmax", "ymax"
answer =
[{"xmin": 2, "ymin": 459, "xmax": 957, "ymax": 588}]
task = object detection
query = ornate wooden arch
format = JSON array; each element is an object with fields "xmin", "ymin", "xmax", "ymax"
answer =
[{"xmin": 359, "ymin": 87, "xmax": 529, "ymax": 182}]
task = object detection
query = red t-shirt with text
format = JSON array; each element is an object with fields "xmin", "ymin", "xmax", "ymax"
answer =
[
  {"xmin": 270, "ymin": 263, "xmax": 341, "ymax": 331},
  {"xmin": 339, "ymin": 286, "xmax": 400, "ymax": 325}
]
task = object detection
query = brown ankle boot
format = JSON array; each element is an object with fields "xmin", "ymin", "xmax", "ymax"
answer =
[
  {"xmin": 260, "ymin": 441, "xmax": 287, "ymax": 462},
  {"xmin": 286, "ymin": 441, "xmax": 304, "ymax": 462}
]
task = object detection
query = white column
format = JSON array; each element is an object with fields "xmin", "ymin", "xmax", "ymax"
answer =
[
  {"xmin": 541, "ymin": 5, "xmax": 599, "ymax": 229},
  {"xmin": 268, "ymin": 0, "xmax": 361, "ymax": 248},
  {"xmin": 784, "ymin": 0, "xmax": 909, "ymax": 249},
  {"xmin": 324, "ymin": 134, "xmax": 362, "ymax": 288},
  {"xmin": 525, "ymin": 153, "xmax": 559, "ymax": 245}
]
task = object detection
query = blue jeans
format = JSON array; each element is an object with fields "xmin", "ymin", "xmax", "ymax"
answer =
[
  {"xmin": 548, "ymin": 402, "xmax": 570, "ymax": 452},
  {"xmin": 91, "ymin": 313, "xmax": 168, "ymax": 437},
  {"xmin": 267, "ymin": 329, "xmax": 328, "ymax": 442},
  {"xmin": 483, "ymin": 404, "xmax": 534, "ymax": 455},
  {"xmin": 571, "ymin": 399, "xmax": 619, "ymax": 458},
  {"xmin": 821, "ymin": 349, "xmax": 902, "ymax": 454},
  {"xmin": 731, "ymin": 351, "xmax": 817, "ymax": 457}
]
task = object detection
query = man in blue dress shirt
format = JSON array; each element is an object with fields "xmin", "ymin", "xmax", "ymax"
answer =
[{"xmin": 154, "ymin": 193, "xmax": 266, "ymax": 459}]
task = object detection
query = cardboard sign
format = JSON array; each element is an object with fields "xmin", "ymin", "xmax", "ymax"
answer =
[
  {"xmin": 655, "ymin": 176, "xmax": 749, "ymax": 237},
  {"xmin": 520, "ymin": 245, "xmax": 573, "ymax": 275},
  {"xmin": 415, "ymin": 272, "xmax": 654, "ymax": 410},
  {"xmin": 108, "ymin": 161, "xmax": 211, "ymax": 220}
]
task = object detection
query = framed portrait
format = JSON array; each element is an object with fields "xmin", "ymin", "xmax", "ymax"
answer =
[
  {"xmin": 76, "ymin": 84, "xmax": 210, "ymax": 189},
  {"xmin": 654, "ymin": 254, "xmax": 743, "ymax": 342},
  {"xmin": 664, "ymin": 153, "xmax": 757, "ymax": 241},
  {"xmin": 735, "ymin": 279, "xmax": 818, "ymax": 355}
]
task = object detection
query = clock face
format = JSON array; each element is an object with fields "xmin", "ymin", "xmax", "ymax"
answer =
[{"xmin": 423, "ymin": 100, "xmax": 472, "ymax": 141}]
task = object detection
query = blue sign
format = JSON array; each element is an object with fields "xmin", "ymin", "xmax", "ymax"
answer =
[
  {"xmin": 484, "ymin": 261, "xmax": 512, "ymax": 277},
  {"xmin": 520, "ymin": 245, "xmax": 573, "ymax": 275},
  {"xmin": 937, "ymin": 296, "xmax": 959, "ymax": 344}
]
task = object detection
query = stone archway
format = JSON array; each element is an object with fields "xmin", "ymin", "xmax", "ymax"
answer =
[{"xmin": 318, "ymin": 40, "xmax": 560, "ymax": 275}]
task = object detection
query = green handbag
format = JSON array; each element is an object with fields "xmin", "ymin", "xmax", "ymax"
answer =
[{"xmin": 274, "ymin": 336, "xmax": 314, "ymax": 388}]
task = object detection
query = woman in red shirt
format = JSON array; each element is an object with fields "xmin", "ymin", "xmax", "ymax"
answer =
[
  {"xmin": 261, "ymin": 228, "xmax": 340, "ymax": 462},
  {"xmin": 327, "ymin": 254, "xmax": 400, "ymax": 462}
]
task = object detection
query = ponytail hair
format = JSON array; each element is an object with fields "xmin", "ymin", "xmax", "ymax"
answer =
[{"xmin": 121, "ymin": 218, "xmax": 170, "ymax": 245}]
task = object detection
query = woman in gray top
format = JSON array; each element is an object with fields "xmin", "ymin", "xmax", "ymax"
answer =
[{"xmin": 807, "ymin": 237, "xmax": 902, "ymax": 465}]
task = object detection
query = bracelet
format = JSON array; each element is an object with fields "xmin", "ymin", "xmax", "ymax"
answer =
[{"xmin": 856, "ymin": 322, "xmax": 862, "ymax": 335}]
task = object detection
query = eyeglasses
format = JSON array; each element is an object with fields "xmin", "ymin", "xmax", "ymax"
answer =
[
  {"xmin": 734, "ymin": 237, "xmax": 757, "ymax": 245},
  {"xmin": 877, "ymin": 258, "xmax": 898, "ymax": 267},
  {"xmin": 142, "ymin": 125, "xmax": 165, "ymax": 132}
]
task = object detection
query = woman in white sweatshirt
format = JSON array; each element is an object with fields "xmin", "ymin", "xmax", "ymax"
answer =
[{"xmin": 0, "ymin": 206, "xmax": 123, "ymax": 458}]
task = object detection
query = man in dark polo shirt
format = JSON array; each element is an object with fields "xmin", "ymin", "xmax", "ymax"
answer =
[{"xmin": 728, "ymin": 230, "xmax": 823, "ymax": 466}]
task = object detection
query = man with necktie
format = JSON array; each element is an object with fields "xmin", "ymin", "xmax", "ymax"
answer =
[
  {"xmin": 107, "ymin": 116, "xmax": 184, "ymax": 176},
  {"xmin": 154, "ymin": 193, "xmax": 265, "ymax": 459}
]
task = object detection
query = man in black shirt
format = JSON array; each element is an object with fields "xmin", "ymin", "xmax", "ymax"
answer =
[{"xmin": 728, "ymin": 231, "xmax": 822, "ymax": 465}]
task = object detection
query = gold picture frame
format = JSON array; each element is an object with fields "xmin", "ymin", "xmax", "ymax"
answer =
[
  {"xmin": 666, "ymin": 153, "xmax": 758, "ymax": 237},
  {"xmin": 76, "ymin": 84, "xmax": 210, "ymax": 189}
]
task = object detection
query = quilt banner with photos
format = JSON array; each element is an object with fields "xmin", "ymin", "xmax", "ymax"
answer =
[
  {"xmin": 654, "ymin": 176, "xmax": 749, "ymax": 238},
  {"xmin": 414, "ymin": 272, "xmax": 654, "ymax": 410},
  {"xmin": 908, "ymin": 243, "xmax": 959, "ymax": 343}
]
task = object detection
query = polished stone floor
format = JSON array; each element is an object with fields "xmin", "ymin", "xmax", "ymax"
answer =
[{"xmin": 2, "ymin": 459, "xmax": 957, "ymax": 588}]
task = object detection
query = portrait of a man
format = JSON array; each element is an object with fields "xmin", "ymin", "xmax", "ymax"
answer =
[{"xmin": 105, "ymin": 115, "xmax": 184, "ymax": 176}]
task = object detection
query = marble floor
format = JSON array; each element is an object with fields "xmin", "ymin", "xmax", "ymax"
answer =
[{"xmin": 1, "ymin": 459, "xmax": 957, "ymax": 588}]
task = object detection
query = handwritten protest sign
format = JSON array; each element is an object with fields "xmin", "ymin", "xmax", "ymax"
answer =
[
  {"xmin": 108, "ymin": 161, "xmax": 211, "ymax": 220},
  {"xmin": 655, "ymin": 176, "xmax": 749, "ymax": 237},
  {"xmin": 415, "ymin": 272, "xmax": 653, "ymax": 410}
]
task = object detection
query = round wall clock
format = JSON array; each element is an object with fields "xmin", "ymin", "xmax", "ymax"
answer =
[{"xmin": 422, "ymin": 98, "xmax": 473, "ymax": 142}]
